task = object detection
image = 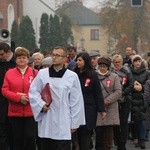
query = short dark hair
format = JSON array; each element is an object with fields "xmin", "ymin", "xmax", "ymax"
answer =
[
  {"xmin": 67, "ymin": 46, "xmax": 76, "ymax": 52},
  {"xmin": 53, "ymin": 46, "xmax": 67, "ymax": 56},
  {"xmin": 0, "ymin": 42, "xmax": 11, "ymax": 52}
]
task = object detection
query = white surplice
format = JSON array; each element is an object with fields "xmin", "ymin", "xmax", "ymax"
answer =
[{"xmin": 29, "ymin": 68, "xmax": 85, "ymax": 140}]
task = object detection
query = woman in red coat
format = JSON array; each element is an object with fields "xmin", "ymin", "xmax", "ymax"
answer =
[{"xmin": 2, "ymin": 47, "xmax": 38, "ymax": 150}]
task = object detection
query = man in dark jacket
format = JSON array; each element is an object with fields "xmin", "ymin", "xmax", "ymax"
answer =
[
  {"xmin": 123, "ymin": 47, "xmax": 133, "ymax": 66},
  {"xmin": 0, "ymin": 42, "xmax": 16, "ymax": 150}
]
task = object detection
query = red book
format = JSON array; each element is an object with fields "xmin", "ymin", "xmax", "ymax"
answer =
[{"xmin": 41, "ymin": 83, "xmax": 52, "ymax": 106}]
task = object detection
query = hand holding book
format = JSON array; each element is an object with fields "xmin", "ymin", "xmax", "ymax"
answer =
[{"xmin": 41, "ymin": 83, "xmax": 52, "ymax": 106}]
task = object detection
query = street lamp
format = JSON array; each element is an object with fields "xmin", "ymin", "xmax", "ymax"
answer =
[
  {"xmin": 67, "ymin": 37, "xmax": 72, "ymax": 46},
  {"xmin": 80, "ymin": 37, "xmax": 85, "ymax": 52}
]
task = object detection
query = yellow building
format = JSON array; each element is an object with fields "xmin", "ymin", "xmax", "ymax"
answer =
[{"xmin": 56, "ymin": 1, "xmax": 109, "ymax": 56}]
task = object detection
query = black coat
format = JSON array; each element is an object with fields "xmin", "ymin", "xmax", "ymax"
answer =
[
  {"xmin": 77, "ymin": 71, "xmax": 105, "ymax": 129},
  {"xmin": 123, "ymin": 56, "xmax": 132, "ymax": 66},
  {"xmin": 0, "ymin": 57, "xmax": 16, "ymax": 123},
  {"xmin": 144, "ymin": 78, "xmax": 150, "ymax": 130},
  {"xmin": 131, "ymin": 64, "xmax": 148, "ymax": 122},
  {"xmin": 114, "ymin": 66, "xmax": 134, "ymax": 104}
]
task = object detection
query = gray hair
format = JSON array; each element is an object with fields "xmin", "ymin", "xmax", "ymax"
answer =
[
  {"xmin": 112, "ymin": 54, "xmax": 123, "ymax": 62},
  {"xmin": 32, "ymin": 52, "xmax": 44, "ymax": 60}
]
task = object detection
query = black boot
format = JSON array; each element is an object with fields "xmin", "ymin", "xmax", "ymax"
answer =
[
  {"xmin": 117, "ymin": 143, "xmax": 126, "ymax": 150},
  {"xmin": 135, "ymin": 141, "xmax": 140, "ymax": 147},
  {"xmin": 140, "ymin": 140, "xmax": 145, "ymax": 149}
]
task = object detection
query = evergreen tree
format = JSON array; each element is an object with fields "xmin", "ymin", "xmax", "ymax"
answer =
[
  {"xmin": 50, "ymin": 14, "xmax": 61, "ymax": 48},
  {"xmin": 60, "ymin": 14, "xmax": 73, "ymax": 47},
  {"xmin": 39, "ymin": 13, "xmax": 73, "ymax": 50},
  {"xmin": 11, "ymin": 20, "xmax": 19, "ymax": 47},
  {"xmin": 49, "ymin": 14, "xmax": 54, "ymax": 50},
  {"xmin": 39, "ymin": 13, "xmax": 50, "ymax": 51},
  {"xmin": 18, "ymin": 15, "xmax": 36, "ymax": 52}
]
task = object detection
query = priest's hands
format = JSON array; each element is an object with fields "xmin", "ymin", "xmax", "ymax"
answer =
[
  {"xmin": 71, "ymin": 129, "xmax": 77, "ymax": 133},
  {"xmin": 41, "ymin": 104, "xmax": 49, "ymax": 113}
]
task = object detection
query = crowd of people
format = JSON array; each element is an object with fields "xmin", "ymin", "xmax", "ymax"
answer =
[{"xmin": 0, "ymin": 42, "xmax": 150, "ymax": 150}]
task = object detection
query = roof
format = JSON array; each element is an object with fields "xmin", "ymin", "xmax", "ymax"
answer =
[{"xmin": 56, "ymin": 1, "xmax": 100, "ymax": 26}]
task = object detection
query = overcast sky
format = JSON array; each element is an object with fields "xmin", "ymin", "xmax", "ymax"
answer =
[
  {"xmin": 45, "ymin": 0, "xmax": 106, "ymax": 10},
  {"xmin": 83, "ymin": 0, "xmax": 106, "ymax": 8}
]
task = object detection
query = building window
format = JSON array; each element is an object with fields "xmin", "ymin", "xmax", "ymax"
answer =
[
  {"xmin": 91, "ymin": 29, "xmax": 99, "ymax": 40},
  {"xmin": 131, "ymin": 0, "xmax": 143, "ymax": 7}
]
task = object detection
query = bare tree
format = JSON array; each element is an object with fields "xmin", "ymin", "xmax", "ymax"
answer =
[{"xmin": 99, "ymin": 0, "xmax": 150, "ymax": 56}]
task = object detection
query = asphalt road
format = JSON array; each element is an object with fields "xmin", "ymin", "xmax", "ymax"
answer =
[
  {"xmin": 91, "ymin": 134, "xmax": 150, "ymax": 150},
  {"xmin": 112, "ymin": 140, "xmax": 150, "ymax": 150}
]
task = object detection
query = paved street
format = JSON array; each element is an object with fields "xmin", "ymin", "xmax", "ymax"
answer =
[
  {"xmin": 112, "ymin": 140, "xmax": 150, "ymax": 150},
  {"xmin": 91, "ymin": 133, "xmax": 150, "ymax": 150},
  {"xmin": 91, "ymin": 140, "xmax": 150, "ymax": 150}
]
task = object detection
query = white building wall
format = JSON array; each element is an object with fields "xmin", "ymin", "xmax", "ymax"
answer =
[
  {"xmin": 7, "ymin": 4, "xmax": 15, "ymax": 32},
  {"xmin": 23, "ymin": 0, "xmax": 56, "ymax": 46}
]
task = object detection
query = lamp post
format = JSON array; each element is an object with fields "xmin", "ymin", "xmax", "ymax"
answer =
[
  {"xmin": 67, "ymin": 37, "xmax": 72, "ymax": 46},
  {"xmin": 80, "ymin": 37, "xmax": 85, "ymax": 52}
]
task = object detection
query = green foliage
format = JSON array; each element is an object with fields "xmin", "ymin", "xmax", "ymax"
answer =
[
  {"xmin": 39, "ymin": 13, "xmax": 73, "ymax": 51},
  {"xmin": 11, "ymin": 20, "xmax": 19, "ymax": 47},
  {"xmin": 39, "ymin": 13, "xmax": 50, "ymax": 51},
  {"xmin": 48, "ymin": 14, "xmax": 54, "ymax": 50},
  {"xmin": 18, "ymin": 15, "xmax": 36, "ymax": 52},
  {"xmin": 60, "ymin": 14, "xmax": 73, "ymax": 47},
  {"xmin": 50, "ymin": 14, "xmax": 61, "ymax": 47}
]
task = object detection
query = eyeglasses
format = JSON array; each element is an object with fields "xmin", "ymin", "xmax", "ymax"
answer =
[{"xmin": 52, "ymin": 53, "xmax": 65, "ymax": 58}]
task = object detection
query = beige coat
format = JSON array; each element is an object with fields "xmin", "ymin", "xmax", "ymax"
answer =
[{"xmin": 97, "ymin": 71, "xmax": 122, "ymax": 126}]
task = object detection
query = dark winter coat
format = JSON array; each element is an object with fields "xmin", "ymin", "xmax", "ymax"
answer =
[
  {"xmin": 77, "ymin": 70, "xmax": 105, "ymax": 130},
  {"xmin": 144, "ymin": 78, "xmax": 150, "ymax": 130},
  {"xmin": 131, "ymin": 64, "xmax": 149, "ymax": 122},
  {"xmin": 0, "ymin": 57, "xmax": 16, "ymax": 123},
  {"xmin": 114, "ymin": 66, "xmax": 134, "ymax": 104},
  {"xmin": 123, "ymin": 56, "xmax": 132, "ymax": 66}
]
